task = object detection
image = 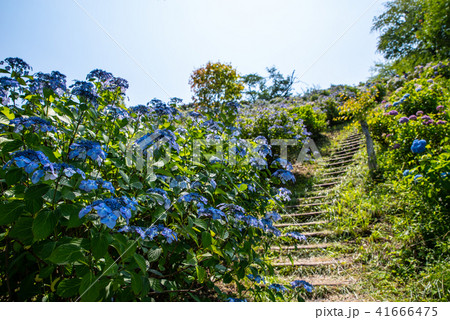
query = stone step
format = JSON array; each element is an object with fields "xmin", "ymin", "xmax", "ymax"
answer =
[
  {"xmin": 324, "ymin": 159, "xmax": 354, "ymax": 167},
  {"xmin": 275, "ymin": 220, "xmax": 329, "ymax": 228},
  {"xmin": 314, "ymin": 182, "xmax": 339, "ymax": 188},
  {"xmin": 287, "ymin": 202, "xmax": 331, "ymax": 208},
  {"xmin": 322, "ymin": 170, "xmax": 347, "ymax": 176},
  {"xmin": 331, "ymin": 146, "xmax": 361, "ymax": 153},
  {"xmin": 327, "ymin": 154, "xmax": 355, "ymax": 162},
  {"xmin": 272, "ymin": 257, "xmax": 351, "ymax": 267},
  {"xmin": 270, "ymin": 243, "xmax": 339, "ymax": 251},
  {"xmin": 302, "ymin": 230, "xmax": 333, "ymax": 237},
  {"xmin": 281, "ymin": 211, "xmax": 326, "ymax": 218}
]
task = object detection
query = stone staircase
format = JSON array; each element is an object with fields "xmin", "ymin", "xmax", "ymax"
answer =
[{"xmin": 269, "ymin": 133, "xmax": 365, "ymax": 300}]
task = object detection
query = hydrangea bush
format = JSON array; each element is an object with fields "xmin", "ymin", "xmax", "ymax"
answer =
[{"xmin": 0, "ymin": 58, "xmax": 312, "ymax": 301}]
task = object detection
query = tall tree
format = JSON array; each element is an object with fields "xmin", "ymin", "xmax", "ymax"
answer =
[{"xmin": 189, "ymin": 61, "xmax": 244, "ymax": 109}]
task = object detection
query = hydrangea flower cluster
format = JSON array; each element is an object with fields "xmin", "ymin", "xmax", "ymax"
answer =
[
  {"xmin": 79, "ymin": 178, "xmax": 115, "ymax": 193},
  {"xmin": 33, "ymin": 162, "xmax": 85, "ymax": 184},
  {"xmin": 79, "ymin": 196, "xmax": 138, "ymax": 229},
  {"xmin": 290, "ymin": 280, "xmax": 314, "ymax": 292},
  {"xmin": 268, "ymin": 283, "xmax": 288, "ymax": 292},
  {"xmin": 197, "ymin": 203, "xmax": 227, "ymax": 220},
  {"xmin": 285, "ymin": 231, "xmax": 307, "ymax": 241},
  {"xmin": 178, "ymin": 192, "xmax": 208, "ymax": 205},
  {"xmin": 104, "ymin": 105, "xmax": 130, "ymax": 120},
  {"xmin": 69, "ymin": 140, "xmax": 107, "ymax": 165},
  {"xmin": 86, "ymin": 69, "xmax": 129, "ymax": 93},
  {"xmin": 118, "ymin": 224, "xmax": 178, "ymax": 243},
  {"xmin": 129, "ymin": 104, "xmax": 151, "ymax": 118},
  {"xmin": 29, "ymin": 71, "xmax": 67, "ymax": 96},
  {"xmin": 149, "ymin": 99, "xmax": 179, "ymax": 119},
  {"xmin": 411, "ymin": 139, "xmax": 427, "ymax": 153},
  {"xmin": 4, "ymin": 150, "xmax": 54, "ymax": 183},
  {"xmin": 136, "ymin": 129, "xmax": 180, "ymax": 154},
  {"xmin": 272, "ymin": 169, "xmax": 296, "ymax": 184},
  {"xmin": 10, "ymin": 117, "xmax": 57, "ymax": 133},
  {"xmin": 70, "ymin": 81, "xmax": 99, "ymax": 106},
  {"xmin": 147, "ymin": 188, "xmax": 171, "ymax": 209},
  {"xmin": 1, "ymin": 57, "xmax": 32, "ymax": 75},
  {"xmin": 247, "ymin": 274, "xmax": 265, "ymax": 284},
  {"xmin": 272, "ymin": 158, "xmax": 293, "ymax": 170}
]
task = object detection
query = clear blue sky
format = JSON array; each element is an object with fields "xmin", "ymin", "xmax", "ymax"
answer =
[{"xmin": 1, "ymin": 0, "xmax": 386, "ymax": 106}]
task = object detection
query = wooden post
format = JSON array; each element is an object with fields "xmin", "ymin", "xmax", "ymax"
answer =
[{"xmin": 359, "ymin": 119, "xmax": 378, "ymax": 172}]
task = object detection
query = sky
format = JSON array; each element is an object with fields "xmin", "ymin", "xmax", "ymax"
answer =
[{"xmin": 1, "ymin": 0, "xmax": 387, "ymax": 106}]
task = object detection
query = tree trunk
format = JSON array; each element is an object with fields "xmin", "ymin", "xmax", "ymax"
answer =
[{"xmin": 359, "ymin": 119, "xmax": 378, "ymax": 172}]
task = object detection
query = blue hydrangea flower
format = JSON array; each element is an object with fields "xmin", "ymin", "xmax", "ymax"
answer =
[
  {"xmin": 187, "ymin": 111, "xmax": 204, "ymax": 119},
  {"xmin": 272, "ymin": 158, "xmax": 293, "ymax": 170},
  {"xmin": 70, "ymin": 81, "xmax": 99, "ymax": 106},
  {"xmin": 441, "ymin": 172, "xmax": 449, "ymax": 178},
  {"xmin": 79, "ymin": 179, "xmax": 99, "ymax": 192},
  {"xmin": 217, "ymin": 203, "xmax": 245, "ymax": 214},
  {"xmin": 105, "ymin": 105, "xmax": 130, "ymax": 120},
  {"xmin": 118, "ymin": 224, "xmax": 177, "ymax": 243},
  {"xmin": 148, "ymin": 99, "xmax": 179, "ymax": 119},
  {"xmin": 275, "ymin": 187, "xmax": 292, "ymax": 202},
  {"xmin": 0, "ymin": 77, "xmax": 20, "ymax": 88},
  {"xmin": 265, "ymin": 211, "xmax": 282, "ymax": 222},
  {"xmin": 414, "ymin": 174, "xmax": 423, "ymax": 181},
  {"xmin": 86, "ymin": 69, "xmax": 113, "ymax": 82},
  {"xmin": 79, "ymin": 196, "xmax": 138, "ymax": 229},
  {"xmin": 29, "ymin": 71, "xmax": 67, "ymax": 96},
  {"xmin": 272, "ymin": 169, "xmax": 296, "ymax": 184},
  {"xmin": 403, "ymin": 170, "xmax": 410, "ymax": 177},
  {"xmin": 129, "ymin": 104, "xmax": 151, "ymax": 118},
  {"xmin": 10, "ymin": 117, "xmax": 57, "ymax": 133},
  {"xmin": 201, "ymin": 119, "xmax": 223, "ymax": 132},
  {"xmin": 136, "ymin": 129, "xmax": 179, "ymax": 154},
  {"xmin": 147, "ymin": 188, "xmax": 171, "ymax": 209},
  {"xmin": 399, "ymin": 117, "xmax": 409, "ymax": 124},
  {"xmin": 178, "ymin": 192, "xmax": 208, "ymax": 205},
  {"xmin": 69, "ymin": 140, "xmax": 107, "ymax": 165},
  {"xmin": 290, "ymin": 280, "xmax": 313, "ymax": 292},
  {"xmin": 268, "ymin": 283, "xmax": 288, "ymax": 292},
  {"xmin": 285, "ymin": 231, "xmax": 307, "ymax": 241},
  {"xmin": 105, "ymin": 77, "xmax": 129, "ymax": 93},
  {"xmin": 4, "ymin": 150, "xmax": 53, "ymax": 177},
  {"xmin": 247, "ymin": 274, "xmax": 265, "ymax": 284},
  {"xmin": 197, "ymin": 203, "xmax": 227, "ymax": 221},
  {"xmin": 1, "ymin": 57, "xmax": 32, "ymax": 75},
  {"xmin": 254, "ymin": 144, "xmax": 272, "ymax": 157},
  {"xmin": 250, "ymin": 156, "xmax": 268, "ymax": 169},
  {"xmin": 411, "ymin": 139, "xmax": 427, "ymax": 154},
  {"xmin": 227, "ymin": 298, "xmax": 247, "ymax": 302},
  {"xmin": 32, "ymin": 163, "xmax": 85, "ymax": 184}
]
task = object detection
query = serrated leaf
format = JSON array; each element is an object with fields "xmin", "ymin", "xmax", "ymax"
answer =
[
  {"xmin": 131, "ymin": 272, "xmax": 143, "ymax": 295},
  {"xmin": 32, "ymin": 209, "xmax": 59, "ymax": 241},
  {"xmin": 91, "ymin": 232, "xmax": 109, "ymax": 260},
  {"xmin": 201, "ymin": 231, "xmax": 212, "ymax": 248},
  {"xmin": 134, "ymin": 253, "xmax": 147, "ymax": 273},
  {"xmin": 79, "ymin": 272, "xmax": 100, "ymax": 302},
  {"xmin": 48, "ymin": 243, "xmax": 85, "ymax": 265},
  {"xmin": 57, "ymin": 278, "xmax": 81, "ymax": 298},
  {"xmin": 147, "ymin": 247, "xmax": 162, "ymax": 263},
  {"xmin": 0, "ymin": 200, "xmax": 25, "ymax": 225}
]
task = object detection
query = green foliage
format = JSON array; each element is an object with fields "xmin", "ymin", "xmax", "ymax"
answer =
[
  {"xmin": 189, "ymin": 61, "xmax": 244, "ymax": 109},
  {"xmin": 242, "ymin": 67, "xmax": 296, "ymax": 102}
]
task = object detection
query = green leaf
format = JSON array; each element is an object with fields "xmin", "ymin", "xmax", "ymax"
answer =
[
  {"xmin": 58, "ymin": 203, "xmax": 83, "ymax": 229},
  {"xmin": 131, "ymin": 272, "xmax": 143, "ymax": 295},
  {"xmin": 134, "ymin": 253, "xmax": 147, "ymax": 273},
  {"xmin": 57, "ymin": 278, "xmax": 82, "ymax": 298},
  {"xmin": 201, "ymin": 231, "xmax": 212, "ymax": 248},
  {"xmin": 5, "ymin": 167, "xmax": 23, "ymax": 186},
  {"xmin": 32, "ymin": 209, "xmax": 59, "ymax": 241},
  {"xmin": 238, "ymin": 183, "xmax": 248, "ymax": 192},
  {"xmin": 9, "ymin": 217, "xmax": 34, "ymax": 244},
  {"xmin": 2, "ymin": 139, "xmax": 23, "ymax": 153},
  {"xmin": 130, "ymin": 181, "xmax": 143, "ymax": 190},
  {"xmin": 25, "ymin": 184, "xmax": 51, "ymax": 200},
  {"xmin": 79, "ymin": 272, "xmax": 100, "ymax": 302},
  {"xmin": 196, "ymin": 266, "xmax": 207, "ymax": 283},
  {"xmin": 147, "ymin": 247, "xmax": 162, "ymax": 263},
  {"xmin": 0, "ymin": 200, "xmax": 25, "ymax": 226},
  {"xmin": 48, "ymin": 243, "xmax": 85, "ymax": 265},
  {"xmin": 91, "ymin": 232, "xmax": 109, "ymax": 260}
]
